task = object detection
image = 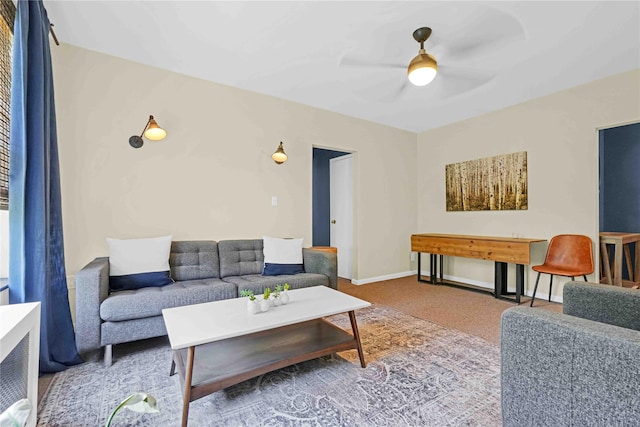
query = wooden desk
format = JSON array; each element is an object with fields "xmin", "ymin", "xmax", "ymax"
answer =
[
  {"xmin": 411, "ymin": 233, "xmax": 546, "ymax": 303},
  {"xmin": 599, "ymin": 232, "xmax": 640, "ymax": 287}
]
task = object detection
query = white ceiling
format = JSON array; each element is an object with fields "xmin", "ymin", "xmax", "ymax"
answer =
[{"xmin": 45, "ymin": 1, "xmax": 640, "ymax": 133}]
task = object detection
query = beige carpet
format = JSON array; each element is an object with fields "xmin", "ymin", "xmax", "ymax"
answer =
[{"xmin": 338, "ymin": 275, "xmax": 562, "ymax": 345}]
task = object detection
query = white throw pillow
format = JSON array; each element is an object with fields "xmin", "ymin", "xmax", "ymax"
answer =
[
  {"xmin": 107, "ymin": 235, "xmax": 173, "ymax": 291},
  {"xmin": 263, "ymin": 236, "xmax": 303, "ymax": 264}
]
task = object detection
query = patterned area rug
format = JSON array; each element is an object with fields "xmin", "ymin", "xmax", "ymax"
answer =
[{"xmin": 37, "ymin": 305, "xmax": 501, "ymax": 426}]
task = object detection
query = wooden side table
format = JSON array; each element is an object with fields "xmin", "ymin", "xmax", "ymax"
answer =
[
  {"xmin": 0, "ymin": 302, "xmax": 41, "ymax": 427},
  {"xmin": 599, "ymin": 232, "xmax": 640, "ymax": 287},
  {"xmin": 309, "ymin": 246, "xmax": 337, "ymax": 253}
]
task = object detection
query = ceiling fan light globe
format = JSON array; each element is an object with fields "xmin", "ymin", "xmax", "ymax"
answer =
[{"xmin": 407, "ymin": 52, "xmax": 437, "ymax": 86}]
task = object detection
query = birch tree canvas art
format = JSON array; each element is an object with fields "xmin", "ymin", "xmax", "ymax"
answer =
[{"xmin": 445, "ymin": 151, "xmax": 528, "ymax": 211}]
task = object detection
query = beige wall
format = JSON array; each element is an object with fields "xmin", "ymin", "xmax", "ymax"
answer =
[
  {"xmin": 52, "ymin": 45, "xmax": 417, "ymax": 286},
  {"xmin": 51, "ymin": 42, "xmax": 639, "ymax": 308},
  {"xmin": 417, "ymin": 69, "xmax": 640, "ymax": 301}
]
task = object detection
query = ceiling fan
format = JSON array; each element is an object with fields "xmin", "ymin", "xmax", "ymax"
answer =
[
  {"xmin": 407, "ymin": 27, "xmax": 438, "ymax": 86},
  {"xmin": 340, "ymin": 21, "xmax": 524, "ymax": 100}
]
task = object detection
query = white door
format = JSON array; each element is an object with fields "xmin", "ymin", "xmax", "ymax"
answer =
[{"xmin": 330, "ymin": 155, "xmax": 353, "ymax": 279}]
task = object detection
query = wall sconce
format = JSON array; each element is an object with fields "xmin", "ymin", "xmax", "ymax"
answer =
[
  {"xmin": 129, "ymin": 115, "xmax": 167, "ymax": 148},
  {"xmin": 272, "ymin": 141, "xmax": 288, "ymax": 164}
]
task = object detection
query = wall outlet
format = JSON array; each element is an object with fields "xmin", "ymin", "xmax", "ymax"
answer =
[
  {"xmin": 410, "ymin": 252, "xmax": 416, "ymax": 261},
  {"xmin": 271, "ymin": 196, "xmax": 278, "ymax": 207}
]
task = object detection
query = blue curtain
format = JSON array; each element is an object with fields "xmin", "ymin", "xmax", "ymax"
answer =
[{"xmin": 9, "ymin": 0, "xmax": 82, "ymax": 373}]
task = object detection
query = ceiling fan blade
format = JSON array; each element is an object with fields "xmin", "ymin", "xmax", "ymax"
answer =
[
  {"xmin": 387, "ymin": 79, "xmax": 410, "ymax": 100},
  {"xmin": 435, "ymin": 65, "xmax": 496, "ymax": 98},
  {"xmin": 437, "ymin": 7, "xmax": 525, "ymax": 62},
  {"xmin": 339, "ymin": 55, "xmax": 405, "ymax": 70},
  {"xmin": 353, "ymin": 79, "xmax": 409, "ymax": 103}
]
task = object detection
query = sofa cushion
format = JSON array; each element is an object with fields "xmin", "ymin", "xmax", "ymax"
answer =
[
  {"xmin": 100, "ymin": 279, "xmax": 237, "ymax": 322},
  {"xmin": 107, "ymin": 235, "xmax": 173, "ymax": 291},
  {"xmin": 218, "ymin": 240, "xmax": 264, "ymax": 278},
  {"xmin": 170, "ymin": 241, "xmax": 220, "ymax": 281},
  {"xmin": 224, "ymin": 273, "xmax": 328, "ymax": 295}
]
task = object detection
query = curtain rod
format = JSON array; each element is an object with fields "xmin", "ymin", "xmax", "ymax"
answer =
[{"xmin": 49, "ymin": 23, "xmax": 59, "ymax": 46}]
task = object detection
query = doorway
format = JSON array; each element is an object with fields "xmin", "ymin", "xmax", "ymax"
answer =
[
  {"xmin": 312, "ymin": 147, "xmax": 352, "ymax": 279},
  {"xmin": 598, "ymin": 122, "xmax": 640, "ymax": 281}
]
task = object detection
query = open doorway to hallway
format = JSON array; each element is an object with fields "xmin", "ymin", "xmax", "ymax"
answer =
[
  {"xmin": 599, "ymin": 121, "xmax": 640, "ymax": 285},
  {"xmin": 312, "ymin": 147, "xmax": 352, "ymax": 279}
]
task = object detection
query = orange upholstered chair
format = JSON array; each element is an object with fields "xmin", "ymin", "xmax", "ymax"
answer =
[{"xmin": 530, "ymin": 234, "xmax": 594, "ymax": 307}]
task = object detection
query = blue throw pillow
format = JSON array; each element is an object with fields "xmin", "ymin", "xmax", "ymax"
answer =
[
  {"xmin": 109, "ymin": 271, "xmax": 173, "ymax": 292},
  {"xmin": 263, "ymin": 263, "xmax": 304, "ymax": 276},
  {"xmin": 107, "ymin": 236, "xmax": 174, "ymax": 292}
]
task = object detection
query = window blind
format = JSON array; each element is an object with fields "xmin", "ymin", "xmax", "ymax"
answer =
[{"xmin": 0, "ymin": 0, "xmax": 14, "ymax": 210}]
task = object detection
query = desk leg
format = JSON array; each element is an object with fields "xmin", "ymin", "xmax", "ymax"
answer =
[
  {"xmin": 181, "ymin": 346, "xmax": 195, "ymax": 427},
  {"xmin": 494, "ymin": 262, "xmax": 507, "ymax": 298},
  {"xmin": 614, "ymin": 242, "xmax": 623, "ymax": 286},
  {"xmin": 417, "ymin": 253, "xmax": 441, "ymax": 285},
  {"xmin": 417, "ymin": 253, "xmax": 430, "ymax": 283},
  {"xmin": 439, "ymin": 255, "xmax": 443, "ymax": 284},
  {"xmin": 601, "ymin": 242, "xmax": 613, "ymax": 285},
  {"xmin": 515, "ymin": 264, "xmax": 524, "ymax": 304},
  {"xmin": 636, "ymin": 242, "xmax": 640, "ymax": 285},
  {"xmin": 624, "ymin": 244, "xmax": 633, "ymax": 282},
  {"xmin": 430, "ymin": 254, "xmax": 437, "ymax": 283}
]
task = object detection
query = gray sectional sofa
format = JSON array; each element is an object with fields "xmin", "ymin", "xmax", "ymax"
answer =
[
  {"xmin": 75, "ymin": 239, "xmax": 337, "ymax": 366},
  {"xmin": 501, "ymin": 281, "xmax": 640, "ymax": 426}
]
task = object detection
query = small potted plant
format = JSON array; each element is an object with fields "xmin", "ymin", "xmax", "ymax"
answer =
[
  {"xmin": 271, "ymin": 286, "xmax": 282, "ymax": 306},
  {"xmin": 280, "ymin": 283, "xmax": 290, "ymax": 304},
  {"xmin": 260, "ymin": 288, "xmax": 271, "ymax": 312},
  {"xmin": 240, "ymin": 290, "xmax": 260, "ymax": 314}
]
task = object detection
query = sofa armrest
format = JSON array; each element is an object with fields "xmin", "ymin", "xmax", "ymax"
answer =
[
  {"xmin": 501, "ymin": 307, "xmax": 640, "ymax": 427},
  {"xmin": 74, "ymin": 257, "xmax": 110, "ymax": 357},
  {"xmin": 563, "ymin": 281, "xmax": 640, "ymax": 331},
  {"xmin": 303, "ymin": 248, "xmax": 338, "ymax": 290}
]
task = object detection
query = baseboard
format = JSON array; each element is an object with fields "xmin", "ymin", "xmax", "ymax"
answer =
[
  {"xmin": 419, "ymin": 270, "xmax": 494, "ymax": 290},
  {"xmin": 419, "ymin": 269, "xmax": 564, "ymax": 303},
  {"xmin": 350, "ymin": 270, "xmax": 415, "ymax": 285},
  {"xmin": 353, "ymin": 269, "xmax": 563, "ymax": 303}
]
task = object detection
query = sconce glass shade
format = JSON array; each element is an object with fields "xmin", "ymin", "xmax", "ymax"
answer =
[
  {"xmin": 272, "ymin": 142, "xmax": 288, "ymax": 164},
  {"xmin": 144, "ymin": 116, "xmax": 167, "ymax": 141},
  {"xmin": 407, "ymin": 50, "xmax": 437, "ymax": 86}
]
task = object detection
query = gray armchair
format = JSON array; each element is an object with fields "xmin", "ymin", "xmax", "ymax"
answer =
[{"xmin": 501, "ymin": 282, "xmax": 640, "ymax": 426}]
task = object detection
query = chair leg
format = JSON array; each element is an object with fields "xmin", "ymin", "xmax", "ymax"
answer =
[
  {"xmin": 530, "ymin": 272, "xmax": 541, "ymax": 307},
  {"xmin": 583, "ymin": 275, "xmax": 588, "ymax": 281},
  {"xmin": 548, "ymin": 275, "xmax": 554, "ymax": 302}
]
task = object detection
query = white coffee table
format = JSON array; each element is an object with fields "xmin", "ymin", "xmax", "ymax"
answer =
[{"xmin": 162, "ymin": 286, "xmax": 370, "ymax": 427}]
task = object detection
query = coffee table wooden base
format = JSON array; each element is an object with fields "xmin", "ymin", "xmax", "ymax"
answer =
[{"xmin": 172, "ymin": 311, "xmax": 366, "ymax": 426}]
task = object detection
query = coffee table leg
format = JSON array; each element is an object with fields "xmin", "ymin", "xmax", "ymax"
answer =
[
  {"xmin": 181, "ymin": 346, "xmax": 195, "ymax": 427},
  {"xmin": 348, "ymin": 310, "xmax": 366, "ymax": 368}
]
